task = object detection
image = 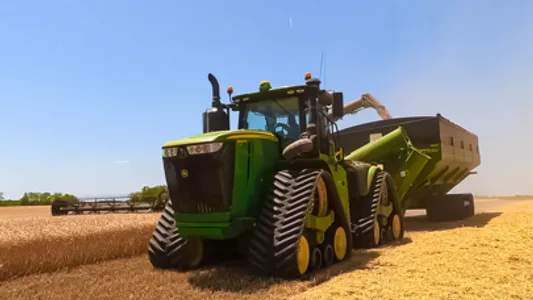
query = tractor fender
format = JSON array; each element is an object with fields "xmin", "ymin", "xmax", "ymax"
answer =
[
  {"xmin": 382, "ymin": 171, "xmax": 403, "ymax": 213},
  {"xmin": 319, "ymin": 170, "xmax": 354, "ymax": 253},
  {"xmin": 366, "ymin": 165, "xmax": 382, "ymax": 195},
  {"xmin": 282, "ymin": 138, "xmax": 314, "ymax": 160}
]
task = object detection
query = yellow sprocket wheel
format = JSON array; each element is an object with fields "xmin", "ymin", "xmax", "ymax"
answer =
[{"xmin": 313, "ymin": 176, "xmax": 328, "ymax": 217}]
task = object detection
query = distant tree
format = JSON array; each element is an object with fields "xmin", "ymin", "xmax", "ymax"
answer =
[
  {"xmin": 129, "ymin": 192, "xmax": 142, "ymax": 203},
  {"xmin": 20, "ymin": 193, "xmax": 30, "ymax": 205},
  {"xmin": 0, "ymin": 192, "xmax": 4, "ymax": 200}
]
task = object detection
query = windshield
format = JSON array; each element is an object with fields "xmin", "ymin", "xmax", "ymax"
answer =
[{"xmin": 241, "ymin": 96, "xmax": 302, "ymax": 141}]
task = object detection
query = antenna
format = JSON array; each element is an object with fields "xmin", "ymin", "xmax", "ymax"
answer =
[
  {"xmin": 322, "ymin": 54, "xmax": 326, "ymax": 89},
  {"xmin": 318, "ymin": 52, "xmax": 327, "ymax": 88}
]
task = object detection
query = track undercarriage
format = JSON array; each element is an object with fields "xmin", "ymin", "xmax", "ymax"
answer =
[{"xmin": 147, "ymin": 167, "xmax": 405, "ymax": 278}]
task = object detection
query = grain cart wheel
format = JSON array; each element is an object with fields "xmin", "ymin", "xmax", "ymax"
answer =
[
  {"xmin": 148, "ymin": 199, "xmax": 205, "ymax": 271},
  {"xmin": 247, "ymin": 169, "xmax": 325, "ymax": 278},
  {"xmin": 427, "ymin": 193, "xmax": 475, "ymax": 222},
  {"xmin": 460, "ymin": 193, "xmax": 475, "ymax": 218}
]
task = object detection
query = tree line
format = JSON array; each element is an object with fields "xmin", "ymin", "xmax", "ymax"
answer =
[{"xmin": 0, "ymin": 185, "xmax": 169, "ymax": 207}]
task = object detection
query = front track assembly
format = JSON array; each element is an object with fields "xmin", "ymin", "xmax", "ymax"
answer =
[{"xmin": 147, "ymin": 200, "xmax": 205, "ymax": 271}]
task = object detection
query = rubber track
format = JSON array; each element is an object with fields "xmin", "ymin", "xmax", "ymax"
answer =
[
  {"xmin": 355, "ymin": 170, "xmax": 385, "ymax": 248},
  {"xmin": 147, "ymin": 200, "xmax": 187, "ymax": 269},
  {"xmin": 247, "ymin": 169, "xmax": 319, "ymax": 278}
]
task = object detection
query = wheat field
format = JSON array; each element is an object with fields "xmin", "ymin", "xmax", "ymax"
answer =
[
  {"xmin": 0, "ymin": 213, "xmax": 159, "ymax": 281},
  {"xmin": 1, "ymin": 200, "xmax": 532, "ymax": 300}
]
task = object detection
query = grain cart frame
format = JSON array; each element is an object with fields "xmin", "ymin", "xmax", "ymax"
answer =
[{"xmin": 148, "ymin": 73, "xmax": 432, "ymax": 278}]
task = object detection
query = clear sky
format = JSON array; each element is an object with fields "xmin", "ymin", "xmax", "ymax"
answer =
[{"xmin": 1, "ymin": 0, "xmax": 532, "ymax": 199}]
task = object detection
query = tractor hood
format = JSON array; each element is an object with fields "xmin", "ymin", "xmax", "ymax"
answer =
[{"xmin": 162, "ymin": 130, "xmax": 279, "ymax": 148}]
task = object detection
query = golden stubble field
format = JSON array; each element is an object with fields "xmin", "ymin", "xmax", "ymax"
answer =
[
  {"xmin": 1, "ymin": 199, "xmax": 532, "ymax": 300},
  {"xmin": 0, "ymin": 205, "xmax": 51, "ymax": 219}
]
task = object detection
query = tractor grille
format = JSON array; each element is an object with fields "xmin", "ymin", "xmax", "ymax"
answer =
[{"xmin": 163, "ymin": 141, "xmax": 235, "ymax": 213}]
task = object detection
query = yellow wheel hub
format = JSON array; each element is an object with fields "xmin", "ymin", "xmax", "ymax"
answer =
[
  {"xmin": 373, "ymin": 220, "xmax": 380, "ymax": 245},
  {"xmin": 297, "ymin": 236, "xmax": 310, "ymax": 275},
  {"xmin": 314, "ymin": 176, "xmax": 328, "ymax": 217},
  {"xmin": 392, "ymin": 214, "xmax": 402, "ymax": 239},
  {"xmin": 333, "ymin": 226, "xmax": 348, "ymax": 260}
]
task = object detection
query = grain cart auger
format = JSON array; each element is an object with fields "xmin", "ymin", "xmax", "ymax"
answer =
[
  {"xmin": 148, "ymin": 72, "xmax": 428, "ymax": 279},
  {"xmin": 327, "ymin": 92, "xmax": 392, "ymax": 121}
]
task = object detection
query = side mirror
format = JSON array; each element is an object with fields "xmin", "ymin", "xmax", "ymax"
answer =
[{"xmin": 332, "ymin": 92, "xmax": 344, "ymax": 119}]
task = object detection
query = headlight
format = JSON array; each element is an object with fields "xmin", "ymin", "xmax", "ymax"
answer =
[
  {"xmin": 162, "ymin": 147, "xmax": 179, "ymax": 157},
  {"xmin": 186, "ymin": 142, "xmax": 223, "ymax": 155}
]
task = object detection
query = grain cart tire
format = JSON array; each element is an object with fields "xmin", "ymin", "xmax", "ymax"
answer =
[
  {"xmin": 51, "ymin": 200, "xmax": 69, "ymax": 216},
  {"xmin": 247, "ymin": 169, "xmax": 324, "ymax": 278},
  {"xmin": 426, "ymin": 193, "xmax": 474, "ymax": 222},
  {"xmin": 458, "ymin": 193, "xmax": 475, "ymax": 218},
  {"xmin": 148, "ymin": 200, "xmax": 204, "ymax": 271}
]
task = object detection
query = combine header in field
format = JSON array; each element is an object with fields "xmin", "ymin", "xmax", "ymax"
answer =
[{"xmin": 51, "ymin": 192, "xmax": 169, "ymax": 216}]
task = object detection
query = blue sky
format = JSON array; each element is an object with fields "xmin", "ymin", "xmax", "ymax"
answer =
[{"xmin": 1, "ymin": 0, "xmax": 532, "ymax": 199}]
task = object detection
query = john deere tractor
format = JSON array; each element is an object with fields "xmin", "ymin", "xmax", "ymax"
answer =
[{"xmin": 148, "ymin": 72, "xmax": 478, "ymax": 278}]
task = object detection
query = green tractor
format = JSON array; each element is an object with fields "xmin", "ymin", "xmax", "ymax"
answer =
[{"xmin": 147, "ymin": 72, "xmax": 452, "ymax": 278}]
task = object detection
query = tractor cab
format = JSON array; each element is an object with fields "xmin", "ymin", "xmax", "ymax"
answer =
[
  {"xmin": 230, "ymin": 73, "xmax": 345, "ymax": 156},
  {"xmin": 232, "ymin": 82, "xmax": 309, "ymax": 149}
]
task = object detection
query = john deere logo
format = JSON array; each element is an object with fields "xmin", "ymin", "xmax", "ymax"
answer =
[{"xmin": 180, "ymin": 169, "xmax": 189, "ymax": 178}]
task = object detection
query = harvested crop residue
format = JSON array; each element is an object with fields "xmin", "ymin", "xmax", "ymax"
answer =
[
  {"xmin": 0, "ymin": 206, "xmax": 51, "ymax": 219},
  {"xmin": 1, "ymin": 201, "xmax": 532, "ymax": 300},
  {"xmin": 292, "ymin": 201, "xmax": 533, "ymax": 300}
]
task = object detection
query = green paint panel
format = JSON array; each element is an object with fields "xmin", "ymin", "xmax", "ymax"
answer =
[
  {"xmin": 305, "ymin": 210, "xmax": 335, "ymax": 231},
  {"xmin": 320, "ymin": 154, "xmax": 350, "ymax": 223},
  {"xmin": 178, "ymin": 217, "xmax": 256, "ymax": 240},
  {"xmin": 366, "ymin": 166, "xmax": 380, "ymax": 195},
  {"xmin": 176, "ymin": 136, "xmax": 280, "ymax": 239},
  {"xmin": 162, "ymin": 129, "xmax": 278, "ymax": 148},
  {"xmin": 174, "ymin": 212, "xmax": 231, "ymax": 223},
  {"xmin": 231, "ymin": 138, "xmax": 280, "ymax": 220}
]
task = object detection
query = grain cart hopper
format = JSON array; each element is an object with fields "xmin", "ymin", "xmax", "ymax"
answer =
[
  {"xmin": 337, "ymin": 115, "xmax": 481, "ymax": 221},
  {"xmin": 148, "ymin": 72, "xmax": 431, "ymax": 278}
]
